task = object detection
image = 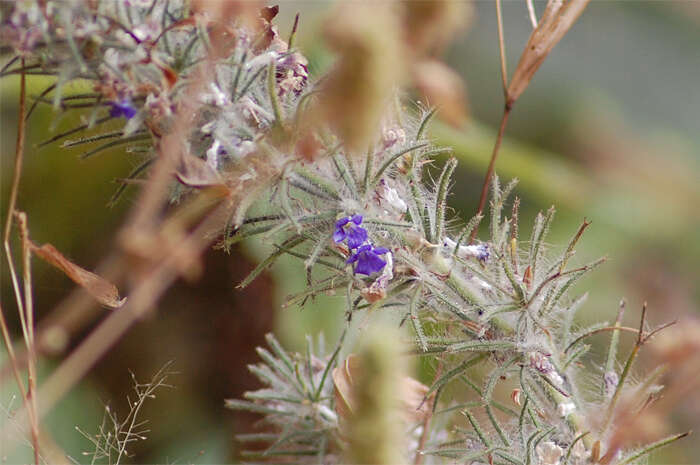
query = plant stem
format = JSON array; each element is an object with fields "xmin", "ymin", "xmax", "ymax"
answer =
[
  {"xmin": 470, "ymin": 107, "xmax": 511, "ymax": 243},
  {"xmin": 0, "ymin": 59, "xmax": 41, "ymax": 464}
]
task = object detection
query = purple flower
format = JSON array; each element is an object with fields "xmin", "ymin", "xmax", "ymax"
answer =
[
  {"xmin": 333, "ymin": 215, "xmax": 368, "ymax": 249},
  {"xmin": 109, "ymin": 99, "xmax": 137, "ymax": 119},
  {"xmin": 347, "ymin": 244, "xmax": 389, "ymax": 276},
  {"xmin": 471, "ymin": 244, "xmax": 490, "ymax": 261}
]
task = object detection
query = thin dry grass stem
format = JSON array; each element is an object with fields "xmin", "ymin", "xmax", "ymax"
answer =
[
  {"xmin": 16, "ymin": 212, "xmax": 41, "ymax": 465},
  {"xmin": 470, "ymin": 0, "xmax": 512, "ymax": 243},
  {"xmin": 34, "ymin": 202, "xmax": 227, "ymax": 426},
  {"xmin": 598, "ymin": 314, "xmax": 700, "ymax": 463},
  {"xmin": 414, "ymin": 359, "xmax": 444, "ymax": 465},
  {"xmin": 528, "ymin": 256, "xmax": 607, "ymax": 305},
  {"xmin": 563, "ymin": 325, "xmax": 667, "ymax": 354},
  {"xmin": 0, "ymin": 59, "xmax": 41, "ymax": 464},
  {"xmin": 471, "ymin": 0, "xmax": 590, "ymax": 242},
  {"xmin": 526, "ymin": 0, "xmax": 539, "ymax": 28},
  {"xmin": 3, "ymin": 59, "xmax": 27, "ymax": 330},
  {"xmin": 0, "ymin": 302, "xmax": 29, "ymax": 417},
  {"xmin": 495, "ymin": 0, "xmax": 508, "ymax": 98},
  {"xmin": 600, "ymin": 302, "xmax": 669, "ymax": 437},
  {"xmin": 470, "ymin": 108, "xmax": 511, "ymax": 243}
]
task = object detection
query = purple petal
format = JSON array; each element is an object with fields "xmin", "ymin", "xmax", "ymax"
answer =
[
  {"xmin": 351, "ymin": 214, "xmax": 363, "ymax": 225},
  {"xmin": 345, "ymin": 225, "xmax": 368, "ymax": 249},
  {"xmin": 109, "ymin": 105, "xmax": 122, "ymax": 118},
  {"xmin": 333, "ymin": 227, "xmax": 346, "ymax": 243},
  {"xmin": 109, "ymin": 100, "xmax": 137, "ymax": 120},
  {"xmin": 346, "ymin": 252, "xmax": 359, "ymax": 264},
  {"xmin": 122, "ymin": 105, "xmax": 137, "ymax": 119},
  {"xmin": 354, "ymin": 251, "xmax": 386, "ymax": 275},
  {"xmin": 335, "ymin": 217, "xmax": 350, "ymax": 228},
  {"xmin": 372, "ymin": 247, "xmax": 389, "ymax": 255}
]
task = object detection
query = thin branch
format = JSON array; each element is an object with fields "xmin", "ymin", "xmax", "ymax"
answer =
[
  {"xmin": 0, "ymin": 59, "xmax": 41, "ymax": 464},
  {"xmin": 0, "ymin": 302, "xmax": 30, "ymax": 424},
  {"xmin": 526, "ymin": 0, "xmax": 538, "ymax": 29},
  {"xmin": 496, "ymin": 0, "xmax": 508, "ymax": 97},
  {"xmin": 16, "ymin": 213, "xmax": 41, "ymax": 465},
  {"xmin": 470, "ymin": 0, "xmax": 513, "ymax": 243},
  {"xmin": 469, "ymin": 107, "xmax": 511, "ymax": 243},
  {"xmin": 601, "ymin": 302, "xmax": 649, "ymax": 434},
  {"xmin": 414, "ymin": 360, "xmax": 443, "ymax": 465},
  {"xmin": 564, "ymin": 326, "xmax": 641, "ymax": 354}
]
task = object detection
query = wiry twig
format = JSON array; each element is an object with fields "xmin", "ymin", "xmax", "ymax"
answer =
[
  {"xmin": 600, "ymin": 302, "xmax": 675, "ymax": 435},
  {"xmin": 0, "ymin": 58, "xmax": 42, "ymax": 465},
  {"xmin": 470, "ymin": 0, "xmax": 512, "ymax": 243},
  {"xmin": 495, "ymin": 0, "xmax": 508, "ymax": 97},
  {"xmin": 414, "ymin": 360, "xmax": 443, "ymax": 465},
  {"xmin": 471, "ymin": 0, "xmax": 591, "ymax": 242},
  {"xmin": 526, "ymin": 0, "xmax": 538, "ymax": 29}
]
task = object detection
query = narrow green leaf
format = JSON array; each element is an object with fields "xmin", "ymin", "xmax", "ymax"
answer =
[
  {"xmin": 426, "ymin": 353, "xmax": 488, "ymax": 398},
  {"xmin": 486, "ymin": 403, "xmax": 511, "ymax": 446},
  {"xmin": 416, "ymin": 107, "xmax": 437, "ymax": 139},
  {"xmin": 463, "ymin": 409, "xmax": 492, "ymax": 448},
  {"xmin": 293, "ymin": 167, "xmax": 341, "ymax": 200},
  {"xmin": 238, "ymin": 236, "xmax": 306, "ymax": 289},
  {"xmin": 434, "ymin": 157, "xmax": 457, "ymax": 242},
  {"xmin": 38, "ymin": 116, "xmax": 112, "ymax": 147},
  {"xmin": 616, "ymin": 431, "xmax": 690, "ymax": 465},
  {"xmin": 371, "ymin": 142, "xmax": 429, "ymax": 186},
  {"xmin": 409, "ymin": 284, "xmax": 427, "ymax": 352},
  {"xmin": 80, "ymin": 134, "xmax": 152, "ymax": 159}
]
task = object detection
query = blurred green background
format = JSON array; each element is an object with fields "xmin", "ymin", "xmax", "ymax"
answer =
[{"xmin": 1, "ymin": 1, "xmax": 698, "ymax": 463}]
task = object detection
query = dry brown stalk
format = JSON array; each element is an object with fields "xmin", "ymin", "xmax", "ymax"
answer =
[
  {"xmin": 506, "ymin": 0, "xmax": 592, "ymax": 107},
  {"xmin": 471, "ymin": 0, "xmax": 591, "ymax": 242},
  {"xmin": 0, "ymin": 57, "xmax": 42, "ymax": 465},
  {"xmin": 414, "ymin": 359, "xmax": 443, "ymax": 465},
  {"xmin": 15, "ymin": 212, "xmax": 41, "ymax": 465}
]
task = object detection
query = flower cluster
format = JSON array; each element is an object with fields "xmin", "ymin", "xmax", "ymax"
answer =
[
  {"xmin": 333, "ymin": 215, "xmax": 389, "ymax": 276},
  {"xmin": 333, "ymin": 215, "xmax": 368, "ymax": 249},
  {"xmin": 347, "ymin": 244, "xmax": 391, "ymax": 276}
]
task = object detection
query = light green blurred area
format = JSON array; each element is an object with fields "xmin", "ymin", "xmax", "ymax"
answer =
[{"xmin": 1, "ymin": 1, "xmax": 699, "ymax": 463}]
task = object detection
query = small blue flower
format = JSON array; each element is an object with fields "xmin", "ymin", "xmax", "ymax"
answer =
[
  {"xmin": 109, "ymin": 99, "xmax": 137, "ymax": 119},
  {"xmin": 469, "ymin": 244, "xmax": 489, "ymax": 261},
  {"xmin": 333, "ymin": 214, "xmax": 367, "ymax": 250},
  {"xmin": 346, "ymin": 244, "xmax": 389, "ymax": 276}
]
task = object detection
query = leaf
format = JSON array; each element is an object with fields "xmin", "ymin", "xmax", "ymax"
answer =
[
  {"xmin": 507, "ymin": 0, "xmax": 592, "ymax": 105},
  {"xmin": 30, "ymin": 242, "xmax": 125, "ymax": 308}
]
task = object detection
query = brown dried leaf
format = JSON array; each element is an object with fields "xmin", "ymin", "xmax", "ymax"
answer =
[
  {"xmin": 507, "ymin": 0, "xmax": 591, "ymax": 105},
  {"xmin": 412, "ymin": 59, "xmax": 469, "ymax": 127},
  {"xmin": 30, "ymin": 242, "xmax": 125, "ymax": 309}
]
